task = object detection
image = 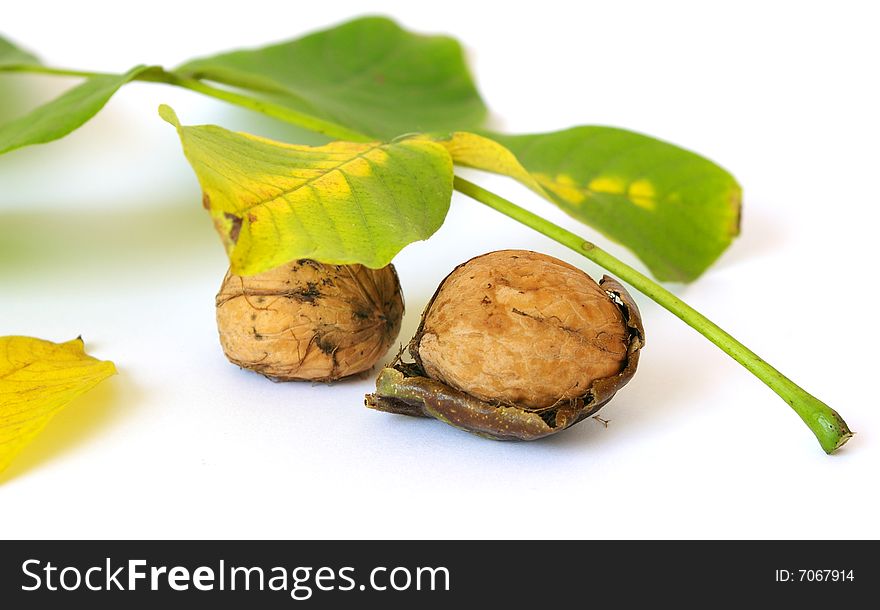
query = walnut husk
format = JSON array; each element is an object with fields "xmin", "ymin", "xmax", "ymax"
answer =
[
  {"xmin": 216, "ymin": 260, "xmax": 404, "ymax": 382},
  {"xmin": 366, "ymin": 250, "xmax": 644, "ymax": 440}
]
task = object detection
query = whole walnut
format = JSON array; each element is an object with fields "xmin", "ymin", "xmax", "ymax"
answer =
[
  {"xmin": 216, "ymin": 260, "xmax": 404, "ymax": 381},
  {"xmin": 366, "ymin": 250, "xmax": 644, "ymax": 440}
]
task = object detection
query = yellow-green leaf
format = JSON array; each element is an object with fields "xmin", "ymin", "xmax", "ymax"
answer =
[
  {"xmin": 435, "ymin": 129, "xmax": 741, "ymax": 283},
  {"xmin": 0, "ymin": 65, "xmax": 155, "ymax": 156},
  {"xmin": 160, "ymin": 105, "xmax": 455, "ymax": 275},
  {"xmin": 0, "ymin": 336, "xmax": 116, "ymax": 474}
]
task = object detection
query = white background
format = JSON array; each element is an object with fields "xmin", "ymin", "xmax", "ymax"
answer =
[{"xmin": 1, "ymin": 0, "xmax": 878, "ymax": 539}]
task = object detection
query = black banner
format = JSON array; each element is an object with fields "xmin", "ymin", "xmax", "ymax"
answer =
[{"xmin": 0, "ymin": 541, "xmax": 876, "ymax": 607}]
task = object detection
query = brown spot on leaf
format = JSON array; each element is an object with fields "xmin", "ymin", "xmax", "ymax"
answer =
[
  {"xmin": 225, "ymin": 212, "xmax": 243, "ymax": 244},
  {"xmin": 202, "ymin": 192, "xmax": 211, "ymax": 209}
]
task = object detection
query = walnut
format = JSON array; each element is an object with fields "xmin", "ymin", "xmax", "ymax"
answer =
[
  {"xmin": 366, "ymin": 250, "xmax": 644, "ymax": 439},
  {"xmin": 216, "ymin": 260, "xmax": 404, "ymax": 381}
]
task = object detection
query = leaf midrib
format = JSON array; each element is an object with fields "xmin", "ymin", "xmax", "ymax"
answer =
[{"xmin": 200, "ymin": 137, "xmax": 385, "ymax": 215}]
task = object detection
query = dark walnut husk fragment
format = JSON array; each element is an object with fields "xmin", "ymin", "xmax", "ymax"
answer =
[
  {"xmin": 365, "ymin": 250, "xmax": 644, "ymax": 440},
  {"xmin": 217, "ymin": 260, "xmax": 404, "ymax": 382}
]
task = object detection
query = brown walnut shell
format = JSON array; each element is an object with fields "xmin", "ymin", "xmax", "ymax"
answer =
[
  {"xmin": 216, "ymin": 260, "xmax": 404, "ymax": 382},
  {"xmin": 366, "ymin": 250, "xmax": 644, "ymax": 440}
]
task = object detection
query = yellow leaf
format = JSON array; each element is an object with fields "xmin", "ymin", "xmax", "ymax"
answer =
[{"xmin": 0, "ymin": 336, "xmax": 116, "ymax": 474}]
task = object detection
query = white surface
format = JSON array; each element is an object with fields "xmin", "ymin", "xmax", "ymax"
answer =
[{"xmin": 1, "ymin": 0, "xmax": 878, "ymax": 539}]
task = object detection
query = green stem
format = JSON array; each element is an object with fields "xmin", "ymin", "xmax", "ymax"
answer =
[
  {"xmin": 0, "ymin": 65, "xmax": 108, "ymax": 78},
  {"xmin": 1, "ymin": 65, "xmax": 370, "ymax": 142},
  {"xmin": 453, "ymin": 176, "xmax": 851, "ymax": 453},
  {"xmin": 154, "ymin": 71, "xmax": 371, "ymax": 143},
  {"xmin": 5, "ymin": 63, "xmax": 853, "ymax": 452}
]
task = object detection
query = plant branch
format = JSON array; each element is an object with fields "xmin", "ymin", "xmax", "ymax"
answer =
[
  {"xmin": 6, "ymin": 62, "xmax": 853, "ymax": 452},
  {"xmin": 452, "ymin": 177, "xmax": 852, "ymax": 453}
]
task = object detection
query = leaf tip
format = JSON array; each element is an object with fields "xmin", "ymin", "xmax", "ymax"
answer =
[
  {"xmin": 104, "ymin": 360, "xmax": 119, "ymax": 377},
  {"xmin": 62, "ymin": 336, "xmax": 86, "ymax": 353},
  {"xmin": 63, "ymin": 336, "xmax": 116, "ymax": 375},
  {"xmin": 158, "ymin": 104, "xmax": 180, "ymax": 128}
]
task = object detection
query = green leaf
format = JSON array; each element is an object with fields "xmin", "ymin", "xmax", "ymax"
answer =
[
  {"xmin": 0, "ymin": 336, "xmax": 116, "ymax": 474},
  {"xmin": 176, "ymin": 16, "xmax": 488, "ymax": 140},
  {"xmin": 0, "ymin": 34, "xmax": 40, "ymax": 67},
  {"xmin": 437, "ymin": 129, "xmax": 741, "ymax": 282},
  {"xmin": 0, "ymin": 65, "xmax": 153, "ymax": 156},
  {"xmin": 160, "ymin": 105, "xmax": 454, "ymax": 275}
]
